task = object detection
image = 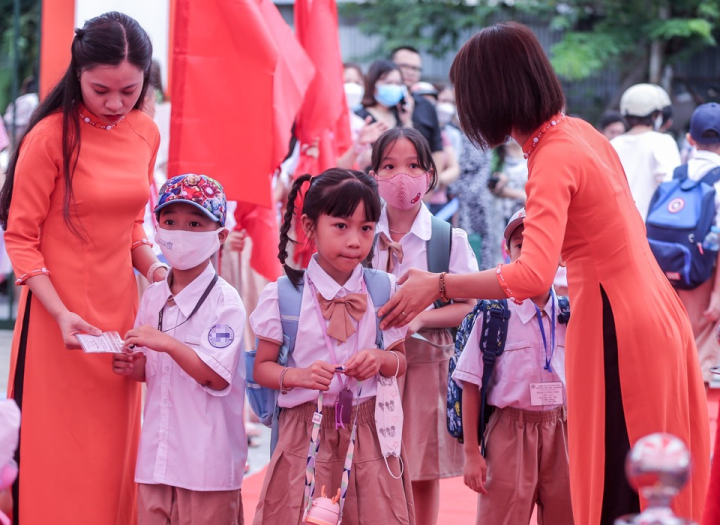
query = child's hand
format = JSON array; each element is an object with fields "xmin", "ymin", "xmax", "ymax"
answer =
[
  {"xmin": 124, "ymin": 325, "xmax": 173, "ymax": 353},
  {"xmin": 406, "ymin": 314, "xmax": 425, "ymax": 338},
  {"xmin": 705, "ymin": 291, "xmax": 720, "ymax": 322},
  {"xmin": 464, "ymin": 453, "xmax": 488, "ymax": 494},
  {"xmin": 227, "ymin": 230, "xmax": 247, "ymax": 253},
  {"xmin": 291, "ymin": 361, "xmax": 336, "ymax": 391},
  {"xmin": 343, "ymin": 350, "xmax": 382, "ymax": 381},
  {"xmin": 112, "ymin": 351, "xmax": 145, "ymax": 376}
]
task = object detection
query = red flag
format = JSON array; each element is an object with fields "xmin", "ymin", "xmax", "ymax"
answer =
[
  {"xmin": 169, "ymin": 0, "xmax": 315, "ymax": 208},
  {"xmin": 293, "ymin": 0, "xmax": 353, "ymax": 264}
]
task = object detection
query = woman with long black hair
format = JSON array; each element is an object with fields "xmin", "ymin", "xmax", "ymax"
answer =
[{"xmin": 0, "ymin": 12, "xmax": 164, "ymax": 524}]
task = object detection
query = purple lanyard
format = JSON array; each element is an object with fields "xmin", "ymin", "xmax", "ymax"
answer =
[
  {"xmin": 307, "ymin": 276, "xmax": 367, "ymax": 390},
  {"xmin": 533, "ymin": 288, "xmax": 556, "ymax": 373}
]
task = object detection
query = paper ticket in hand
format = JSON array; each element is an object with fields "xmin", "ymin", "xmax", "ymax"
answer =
[{"xmin": 77, "ymin": 331, "xmax": 124, "ymax": 353}]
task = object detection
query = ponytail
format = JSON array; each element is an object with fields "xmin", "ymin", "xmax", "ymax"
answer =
[{"xmin": 278, "ymin": 174, "xmax": 313, "ymax": 288}]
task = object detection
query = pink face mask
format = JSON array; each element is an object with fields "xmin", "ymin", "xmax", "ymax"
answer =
[{"xmin": 376, "ymin": 172, "xmax": 429, "ymax": 210}]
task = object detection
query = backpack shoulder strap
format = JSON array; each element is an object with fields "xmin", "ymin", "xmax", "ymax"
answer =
[
  {"xmin": 428, "ymin": 214, "xmax": 453, "ymax": 308},
  {"xmin": 673, "ymin": 164, "xmax": 689, "ymax": 181},
  {"xmin": 363, "ymin": 268, "xmax": 392, "ymax": 349},
  {"xmin": 478, "ymin": 298, "xmax": 511, "ymax": 455},
  {"xmin": 700, "ymin": 166, "xmax": 720, "ymax": 187},
  {"xmin": 557, "ymin": 295, "xmax": 571, "ymax": 325},
  {"xmin": 428, "ymin": 214, "xmax": 452, "ymax": 274},
  {"xmin": 277, "ymin": 276, "xmax": 303, "ymax": 359}
]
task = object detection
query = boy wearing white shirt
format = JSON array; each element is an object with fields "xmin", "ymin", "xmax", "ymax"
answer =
[
  {"xmin": 675, "ymin": 103, "xmax": 720, "ymax": 385},
  {"xmin": 452, "ymin": 208, "xmax": 573, "ymax": 525},
  {"xmin": 113, "ymin": 174, "xmax": 247, "ymax": 525},
  {"xmin": 611, "ymin": 83, "xmax": 681, "ymax": 221}
]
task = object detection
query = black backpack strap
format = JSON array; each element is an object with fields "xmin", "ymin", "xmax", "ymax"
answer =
[
  {"xmin": 428, "ymin": 214, "xmax": 453, "ymax": 309},
  {"xmin": 557, "ymin": 295, "xmax": 571, "ymax": 325},
  {"xmin": 673, "ymin": 164, "xmax": 689, "ymax": 181},
  {"xmin": 479, "ymin": 299, "xmax": 511, "ymax": 456}
]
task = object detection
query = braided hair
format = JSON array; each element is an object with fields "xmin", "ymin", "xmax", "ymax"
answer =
[{"xmin": 278, "ymin": 168, "xmax": 381, "ymax": 287}]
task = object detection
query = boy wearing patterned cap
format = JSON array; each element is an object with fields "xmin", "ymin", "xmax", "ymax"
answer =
[{"xmin": 112, "ymin": 174, "xmax": 248, "ymax": 525}]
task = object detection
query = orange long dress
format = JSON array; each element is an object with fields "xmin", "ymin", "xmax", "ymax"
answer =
[
  {"xmin": 498, "ymin": 116, "xmax": 710, "ymax": 524},
  {"xmin": 4, "ymin": 109, "xmax": 159, "ymax": 525}
]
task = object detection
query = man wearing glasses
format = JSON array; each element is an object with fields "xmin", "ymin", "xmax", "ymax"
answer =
[{"xmin": 392, "ymin": 46, "xmax": 445, "ymax": 167}]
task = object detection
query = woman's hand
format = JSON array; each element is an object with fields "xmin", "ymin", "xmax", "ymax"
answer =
[
  {"xmin": 379, "ymin": 268, "xmax": 440, "ymax": 329},
  {"xmin": 357, "ymin": 117, "xmax": 389, "ymax": 147},
  {"xmin": 287, "ymin": 361, "xmax": 336, "ymax": 391},
  {"xmin": 344, "ymin": 350, "xmax": 383, "ymax": 381},
  {"xmin": 398, "ymin": 94, "xmax": 415, "ymax": 128},
  {"xmin": 464, "ymin": 452, "xmax": 488, "ymax": 494},
  {"xmin": 56, "ymin": 311, "xmax": 102, "ymax": 349}
]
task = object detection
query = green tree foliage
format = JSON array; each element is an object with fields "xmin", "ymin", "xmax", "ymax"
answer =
[
  {"xmin": 341, "ymin": 0, "xmax": 720, "ymax": 84},
  {"xmin": 0, "ymin": 0, "xmax": 40, "ymax": 113}
]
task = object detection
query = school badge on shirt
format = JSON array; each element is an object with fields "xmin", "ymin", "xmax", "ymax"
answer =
[{"xmin": 208, "ymin": 324, "xmax": 234, "ymax": 348}]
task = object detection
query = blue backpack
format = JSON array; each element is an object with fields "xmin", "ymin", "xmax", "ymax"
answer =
[
  {"xmin": 245, "ymin": 269, "xmax": 392, "ymax": 455},
  {"xmin": 646, "ymin": 164, "xmax": 720, "ymax": 290},
  {"xmin": 447, "ymin": 296, "xmax": 570, "ymax": 456}
]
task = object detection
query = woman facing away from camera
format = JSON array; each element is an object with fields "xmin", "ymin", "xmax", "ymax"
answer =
[
  {"xmin": 378, "ymin": 22, "xmax": 710, "ymax": 525},
  {"xmin": 0, "ymin": 12, "xmax": 163, "ymax": 525}
]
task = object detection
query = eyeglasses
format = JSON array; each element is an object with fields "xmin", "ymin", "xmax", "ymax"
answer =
[{"xmin": 396, "ymin": 63, "xmax": 422, "ymax": 74}]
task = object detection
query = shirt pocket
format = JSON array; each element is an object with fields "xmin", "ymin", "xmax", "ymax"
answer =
[{"xmin": 496, "ymin": 341, "xmax": 536, "ymax": 383}]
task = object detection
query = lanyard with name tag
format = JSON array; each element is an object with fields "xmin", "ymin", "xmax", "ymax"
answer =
[
  {"xmin": 158, "ymin": 272, "xmax": 219, "ymax": 332},
  {"xmin": 530, "ymin": 289, "xmax": 563, "ymax": 406}
]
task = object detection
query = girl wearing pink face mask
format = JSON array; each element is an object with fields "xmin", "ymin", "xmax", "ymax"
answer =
[{"xmin": 370, "ymin": 128, "xmax": 479, "ymax": 525}]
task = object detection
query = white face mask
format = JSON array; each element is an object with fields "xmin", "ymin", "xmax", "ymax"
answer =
[
  {"xmin": 436, "ymin": 102, "xmax": 457, "ymax": 127},
  {"xmin": 155, "ymin": 228, "xmax": 223, "ymax": 270},
  {"xmin": 653, "ymin": 113, "xmax": 664, "ymax": 131},
  {"xmin": 375, "ymin": 354, "xmax": 404, "ymax": 479},
  {"xmin": 344, "ymin": 82, "xmax": 364, "ymax": 111}
]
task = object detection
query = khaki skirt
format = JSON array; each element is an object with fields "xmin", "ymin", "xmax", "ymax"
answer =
[
  {"xmin": 400, "ymin": 329, "xmax": 464, "ymax": 481},
  {"xmin": 252, "ymin": 398, "xmax": 415, "ymax": 525}
]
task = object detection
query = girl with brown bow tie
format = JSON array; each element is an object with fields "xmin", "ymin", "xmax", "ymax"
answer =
[
  {"xmin": 249, "ymin": 168, "xmax": 416, "ymax": 524},
  {"xmin": 370, "ymin": 128, "xmax": 479, "ymax": 525}
]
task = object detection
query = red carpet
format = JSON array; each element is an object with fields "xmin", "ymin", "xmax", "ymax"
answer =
[{"xmin": 243, "ymin": 390, "xmax": 720, "ymax": 524}]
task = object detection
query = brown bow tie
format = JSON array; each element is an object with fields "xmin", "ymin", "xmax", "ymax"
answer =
[
  {"xmin": 317, "ymin": 292, "xmax": 368, "ymax": 343},
  {"xmin": 378, "ymin": 232, "xmax": 404, "ymax": 273}
]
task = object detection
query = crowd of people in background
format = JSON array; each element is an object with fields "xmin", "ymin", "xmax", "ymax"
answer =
[{"xmin": 1, "ymin": 12, "xmax": 720, "ymax": 525}]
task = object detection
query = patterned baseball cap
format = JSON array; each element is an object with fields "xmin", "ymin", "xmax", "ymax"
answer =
[
  {"xmin": 155, "ymin": 174, "xmax": 227, "ymax": 226},
  {"xmin": 504, "ymin": 207, "xmax": 526, "ymax": 246}
]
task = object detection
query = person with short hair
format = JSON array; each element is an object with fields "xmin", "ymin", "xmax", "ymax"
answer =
[
  {"xmin": 597, "ymin": 111, "xmax": 627, "ymax": 141},
  {"xmin": 391, "ymin": 46, "xmax": 444, "ymax": 167},
  {"xmin": 611, "ymin": 83, "xmax": 681, "ymax": 221},
  {"xmin": 673, "ymin": 103, "xmax": 720, "ymax": 385},
  {"xmin": 378, "ymin": 22, "xmax": 710, "ymax": 525}
]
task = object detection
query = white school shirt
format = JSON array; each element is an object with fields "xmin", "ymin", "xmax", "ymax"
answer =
[
  {"xmin": 372, "ymin": 203, "xmax": 480, "ymax": 299},
  {"xmin": 452, "ymin": 292, "xmax": 567, "ymax": 411},
  {"xmin": 686, "ymin": 149, "xmax": 720, "ymax": 224},
  {"xmin": 134, "ymin": 263, "xmax": 248, "ymax": 491},
  {"xmin": 611, "ymin": 131, "xmax": 681, "ymax": 221},
  {"xmin": 250, "ymin": 256, "xmax": 407, "ymax": 408}
]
